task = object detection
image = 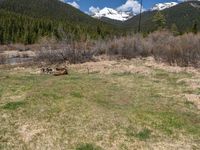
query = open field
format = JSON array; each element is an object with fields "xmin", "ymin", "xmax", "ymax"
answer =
[{"xmin": 0, "ymin": 58, "xmax": 200, "ymax": 150}]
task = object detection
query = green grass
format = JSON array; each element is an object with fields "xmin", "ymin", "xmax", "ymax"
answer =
[
  {"xmin": 76, "ymin": 143, "xmax": 102, "ymax": 150},
  {"xmin": 0, "ymin": 67, "xmax": 199, "ymax": 149},
  {"xmin": 2, "ymin": 101, "xmax": 26, "ymax": 110},
  {"xmin": 125, "ymin": 126, "xmax": 151, "ymax": 140},
  {"xmin": 135, "ymin": 128, "xmax": 151, "ymax": 141},
  {"xmin": 70, "ymin": 91, "xmax": 83, "ymax": 98}
]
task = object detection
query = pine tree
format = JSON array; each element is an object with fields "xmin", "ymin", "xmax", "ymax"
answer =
[
  {"xmin": 153, "ymin": 11, "xmax": 166, "ymax": 30},
  {"xmin": 192, "ymin": 21, "xmax": 198, "ymax": 34},
  {"xmin": 171, "ymin": 24, "xmax": 179, "ymax": 35}
]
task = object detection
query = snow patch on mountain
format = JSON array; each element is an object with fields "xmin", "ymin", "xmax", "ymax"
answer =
[
  {"xmin": 151, "ymin": 2, "xmax": 178, "ymax": 11},
  {"xmin": 190, "ymin": 2, "xmax": 200, "ymax": 9},
  {"xmin": 89, "ymin": 7, "xmax": 133, "ymax": 21}
]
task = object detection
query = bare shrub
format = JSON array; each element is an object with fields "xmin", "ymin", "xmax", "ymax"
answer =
[
  {"xmin": 92, "ymin": 40, "xmax": 108, "ymax": 55},
  {"xmin": 150, "ymin": 32, "xmax": 200, "ymax": 67},
  {"xmin": 35, "ymin": 43, "xmax": 95, "ymax": 64},
  {"xmin": 0, "ymin": 55, "xmax": 6, "ymax": 64},
  {"xmin": 179, "ymin": 33, "xmax": 200, "ymax": 67},
  {"xmin": 103, "ymin": 31, "xmax": 200, "ymax": 67},
  {"xmin": 104, "ymin": 35, "xmax": 151, "ymax": 59},
  {"xmin": 35, "ymin": 31, "xmax": 200, "ymax": 67}
]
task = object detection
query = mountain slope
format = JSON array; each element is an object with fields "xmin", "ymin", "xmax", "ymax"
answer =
[
  {"xmin": 124, "ymin": 1, "xmax": 200, "ymax": 33},
  {"xmin": 0, "ymin": 0, "xmax": 122, "ymax": 44},
  {"xmin": 0, "ymin": 0, "xmax": 105, "ymax": 24}
]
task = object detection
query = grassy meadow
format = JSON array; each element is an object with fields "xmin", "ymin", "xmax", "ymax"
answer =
[{"xmin": 0, "ymin": 59, "xmax": 200, "ymax": 150}]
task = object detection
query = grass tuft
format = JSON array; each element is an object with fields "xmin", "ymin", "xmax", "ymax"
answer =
[
  {"xmin": 70, "ymin": 91, "xmax": 83, "ymax": 98},
  {"xmin": 135, "ymin": 128, "xmax": 151, "ymax": 141}
]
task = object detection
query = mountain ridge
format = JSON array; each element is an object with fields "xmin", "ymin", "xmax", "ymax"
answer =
[
  {"xmin": 151, "ymin": 2, "xmax": 178, "ymax": 11},
  {"xmin": 124, "ymin": 1, "xmax": 200, "ymax": 33},
  {"xmin": 89, "ymin": 1, "xmax": 182, "ymax": 21}
]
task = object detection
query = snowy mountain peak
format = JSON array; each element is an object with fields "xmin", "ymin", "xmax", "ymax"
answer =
[
  {"xmin": 151, "ymin": 2, "xmax": 178, "ymax": 11},
  {"xmin": 89, "ymin": 2, "xmax": 180, "ymax": 21},
  {"xmin": 100, "ymin": 7, "xmax": 118, "ymax": 15},
  {"xmin": 89, "ymin": 7, "xmax": 133, "ymax": 21}
]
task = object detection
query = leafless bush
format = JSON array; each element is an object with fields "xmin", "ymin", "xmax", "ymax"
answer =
[
  {"xmin": 0, "ymin": 55, "xmax": 6, "ymax": 64},
  {"xmin": 102, "ymin": 31, "xmax": 200, "ymax": 67},
  {"xmin": 101, "ymin": 35, "xmax": 150, "ymax": 59},
  {"xmin": 35, "ymin": 44, "xmax": 95, "ymax": 64},
  {"xmin": 35, "ymin": 31, "xmax": 200, "ymax": 67},
  {"xmin": 150, "ymin": 32, "xmax": 200, "ymax": 67}
]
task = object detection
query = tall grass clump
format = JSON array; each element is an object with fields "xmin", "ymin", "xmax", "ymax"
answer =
[{"xmin": 0, "ymin": 54, "xmax": 6, "ymax": 64}]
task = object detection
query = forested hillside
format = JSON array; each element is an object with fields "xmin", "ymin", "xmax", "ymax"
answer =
[
  {"xmin": 0, "ymin": 0, "xmax": 122, "ymax": 44},
  {"xmin": 0, "ymin": 0, "xmax": 98, "ymax": 23},
  {"xmin": 124, "ymin": 1, "xmax": 200, "ymax": 33}
]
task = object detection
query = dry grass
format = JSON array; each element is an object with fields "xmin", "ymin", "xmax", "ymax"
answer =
[{"xmin": 0, "ymin": 58, "xmax": 200, "ymax": 149}]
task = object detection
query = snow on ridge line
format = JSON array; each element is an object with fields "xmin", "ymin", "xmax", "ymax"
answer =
[
  {"xmin": 90, "ymin": 7, "xmax": 133, "ymax": 21},
  {"xmin": 90, "ymin": 1, "xmax": 200, "ymax": 21},
  {"xmin": 151, "ymin": 2, "xmax": 178, "ymax": 11},
  {"xmin": 90, "ymin": 2, "xmax": 178, "ymax": 21}
]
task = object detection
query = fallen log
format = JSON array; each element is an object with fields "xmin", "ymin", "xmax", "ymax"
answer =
[{"xmin": 53, "ymin": 68, "xmax": 68, "ymax": 76}]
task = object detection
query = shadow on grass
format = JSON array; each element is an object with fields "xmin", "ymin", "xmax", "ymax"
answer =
[
  {"xmin": 2, "ymin": 101, "xmax": 26, "ymax": 110},
  {"xmin": 135, "ymin": 128, "xmax": 151, "ymax": 141},
  {"xmin": 126, "ymin": 127, "xmax": 151, "ymax": 141},
  {"xmin": 70, "ymin": 91, "xmax": 83, "ymax": 98},
  {"xmin": 76, "ymin": 143, "xmax": 102, "ymax": 150}
]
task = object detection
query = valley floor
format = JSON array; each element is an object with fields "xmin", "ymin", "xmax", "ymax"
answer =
[{"xmin": 0, "ymin": 58, "xmax": 200, "ymax": 150}]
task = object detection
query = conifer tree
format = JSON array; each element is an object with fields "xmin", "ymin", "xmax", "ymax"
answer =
[
  {"xmin": 153, "ymin": 11, "xmax": 166, "ymax": 30},
  {"xmin": 192, "ymin": 21, "xmax": 198, "ymax": 34},
  {"xmin": 171, "ymin": 24, "xmax": 179, "ymax": 35}
]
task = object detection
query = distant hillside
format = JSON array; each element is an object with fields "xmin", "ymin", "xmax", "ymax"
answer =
[
  {"xmin": 0, "ymin": 0, "xmax": 97, "ymax": 23},
  {"xmin": 100, "ymin": 17, "xmax": 124, "ymax": 27},
  {"xmin": 0, "ymin": 0, "xmax": 122, "ymax": 44},
  {"xmin": 124, "ymin": 1, "xmax": 200, "ymax": 33}
]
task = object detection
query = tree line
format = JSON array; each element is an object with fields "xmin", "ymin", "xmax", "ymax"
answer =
[
  {"xmin": 0, "ymin": 10, "xmax": 119, "ymax": 44},
  {"xmin": 153, "ymin": 11, "xmax": 198, "ymax": 35}
]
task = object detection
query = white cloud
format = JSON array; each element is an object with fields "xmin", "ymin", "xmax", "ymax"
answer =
[
  {"xmin": 117, "ymin": 0, "xmax": 144, "ymax": 14},
  {"xmin": 67, "ymin": 1, "xmax": 80, "ymax": 9},
  {"xmin": 89, "ymin": 6, "xmax": 100, "ymax": 15},
  {"xmin": 178, "ymin": 0, "xmax": 200, "ymax": 1},
  {"xmin": 59, "ymin": 0, "xmax": 80, "ymax": 9}
]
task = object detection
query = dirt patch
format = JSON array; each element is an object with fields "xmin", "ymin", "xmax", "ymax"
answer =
[
  {"xmin": 185, "ymin": 94, "xmax": 200, "ymax": 110},
  {"xmin": 18, "ymin": 123, "xmax": 46, "ymax": 143},
  {"xmin": 177, "ymin": 78, "xmax": 200, "ymax": 90},
  {"xmin": 149, "ymin": 140, "xmax": 198, "ymax": 150},
  {"xmin": 70, "ymin": 60, "xmax": 152, "ymax": 75},
  {"xmin": 12, "ymin": 67, "xmax": 41, "ymax": 74},
  {"xmin": 2, "ymin": 50, "xmax": 35, "ymax": 58},
  {"xmin": 9, "ymin": 94, "xmax": 26, "ymax": 101},
  {"xmin": 70, "ymin": 57, "xmax": 200, "ymax": 76},
  {"xmin": 144, "ymin": 57, "xmax": 200, "ymax": 75}
]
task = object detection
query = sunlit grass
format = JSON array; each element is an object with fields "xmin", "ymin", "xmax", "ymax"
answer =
[{"xmin": 0, "ymin": 67, "xmax": 199, "ymax": 149}]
